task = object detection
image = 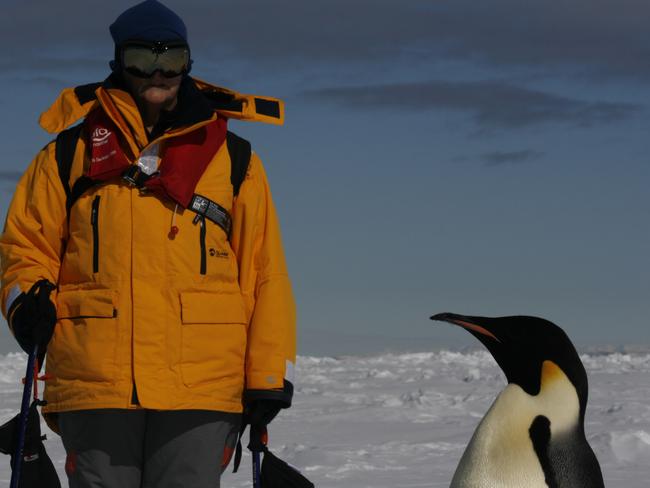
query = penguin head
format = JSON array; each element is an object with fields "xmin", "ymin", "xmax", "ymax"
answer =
[{"xmin": 431, "ymin": 313, "xmax": 589, "ymax": 419}]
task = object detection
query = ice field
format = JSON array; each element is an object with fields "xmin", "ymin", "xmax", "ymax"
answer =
[{"xmin": 1, "ymin": 349, "xmax": 650, "ymax": 487}]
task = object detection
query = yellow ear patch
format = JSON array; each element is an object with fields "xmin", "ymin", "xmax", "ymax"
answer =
[{"xmin": 541, "ymin": 360, "xmax": 563, "ymax": 385}]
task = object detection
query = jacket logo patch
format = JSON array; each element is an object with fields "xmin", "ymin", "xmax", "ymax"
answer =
[
  {"xmin": 92, "ymin": 127, "xmax": 112, "ymax": 146},
  {"xmin": 209, "ymin": 248, "xmax": 228, "ymax": 259},
  {"xmin": 85, "ymin": 110, "xmax": 130, "ymax": 176}
]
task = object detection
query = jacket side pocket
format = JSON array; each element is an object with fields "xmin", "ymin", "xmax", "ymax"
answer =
[
  {"xmin": 48, "ymin": 288, "xmax": 118, "ymax": 383},
  {"xmin": 179, "ymin": 291, "xmax": 247, "ymax": 388}
]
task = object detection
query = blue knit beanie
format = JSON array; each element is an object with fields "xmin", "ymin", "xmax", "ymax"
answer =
[{"xmin": 110, "ymin": 0, "xmax": 188, "ymax": 46}]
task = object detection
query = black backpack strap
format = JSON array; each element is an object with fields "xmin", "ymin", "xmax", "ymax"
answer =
[
  {"xmin": 68, "ymin": 176, "xmax": 99, "ymax": 212},
  {"xmin": 54, "ymin": 122, "xmax": 101, "ymax": 212},
  {"xmin": 226, "ymin": 131, "xmax": 251, "ymax": 197},
  {"xmin": 54, "ymin": 122, "xmax": 84, "ymax": 208}
]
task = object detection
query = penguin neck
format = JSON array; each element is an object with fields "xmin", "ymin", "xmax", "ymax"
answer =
[{"xmin": 451, "ymin": 360, "xmax": 582, "ymax": 487}]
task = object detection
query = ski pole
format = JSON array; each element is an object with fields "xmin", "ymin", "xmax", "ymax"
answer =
[
  {"xmin": 250, "ymin": 424, "xmax": 267, "ymax": 488},
  {"xmin": 10, "ymin": 344, "xmax": 38, "ymax": 488},
  {"xmin": 252, "ymin": 450, "xmax": 262, "ymax": 488}
]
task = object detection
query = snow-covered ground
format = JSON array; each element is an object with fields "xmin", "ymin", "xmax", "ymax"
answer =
[{"xmin": 1, "ymin": 349, "xmax": 650, "ymax": 487}]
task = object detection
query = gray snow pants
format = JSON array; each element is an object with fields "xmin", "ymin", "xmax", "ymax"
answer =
[{"xmin": 58, "ymin": 409, "xmax": 241, "ymax": 488}]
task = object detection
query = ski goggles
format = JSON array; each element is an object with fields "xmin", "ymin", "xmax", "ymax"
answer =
[{"xmin": 120, "ymin": 41, "xmax": 190, "ymax": 78}]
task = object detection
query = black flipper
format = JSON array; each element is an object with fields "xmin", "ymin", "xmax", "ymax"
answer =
[{"xmin": 529, "ymin": 415, "xmax": 558, "ymax": 488}]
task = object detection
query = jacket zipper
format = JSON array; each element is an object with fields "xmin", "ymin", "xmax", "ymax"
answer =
[
  {"xmin": 199, "ymin": 215, "xmax": 207, "ymax": 275},
  {"xmin": 91, "ymin": 196, "xmax": 100, "ymax": 273}
]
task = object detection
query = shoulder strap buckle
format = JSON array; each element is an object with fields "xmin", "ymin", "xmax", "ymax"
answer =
[{"xmin": 189, "ymin": 194, "xmax": 232, "ymax": 237}]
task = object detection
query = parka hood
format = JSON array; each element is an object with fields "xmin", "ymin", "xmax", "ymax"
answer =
[{"xmin": 39, "ymin": 76, "xmax": 284, "ymax": 134}]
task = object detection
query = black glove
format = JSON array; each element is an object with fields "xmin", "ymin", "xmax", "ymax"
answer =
[
  {"xmin": 244, "ymin": 400, "xmax": 284, "ymax": 453},
  {"xmin": 8, "ymin": 279, "xmax": 57, "ymax": 355},
  {"xmin": 232, "ymin": 382, "xmax": 294, "ymax": 471},
  {"xmin": 245, "ymin": 399, "xmax": 285, "ymax": 430},
  {"xmin": 243, "ymin": 380, "xmax": 293, "ymax": 428},
  {"xmin": 243, "ymin": 381, "xmax": 293, "ymax": 453}
]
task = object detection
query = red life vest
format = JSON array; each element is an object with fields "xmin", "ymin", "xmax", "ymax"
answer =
[{"xmin": 85, "ymin": 108, "xmax": 227, "ymax": 208}]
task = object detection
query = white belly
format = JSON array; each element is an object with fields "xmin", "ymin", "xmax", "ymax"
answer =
[
  {"xmin": 450, "ymin": 396, "xmax": 548, "ymax": 487},
  {"xmin": 450, "ymin": 364, "xmax": 580, "ymax": 488}
]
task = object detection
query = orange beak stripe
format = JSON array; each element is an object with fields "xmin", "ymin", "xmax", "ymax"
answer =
[{"xmin": 454, "ymin": 320, "xmax": 501, "ymax": 343}]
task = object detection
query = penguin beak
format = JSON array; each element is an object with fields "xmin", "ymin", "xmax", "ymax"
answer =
[{"xmin": 430, "ymin": 313, "xmax": 501, "ymax": 343}]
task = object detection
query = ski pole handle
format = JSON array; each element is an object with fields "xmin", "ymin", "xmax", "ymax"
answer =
[{"xmin": 10, "ymin": 345, "xmax": 38, "ymax": 488}]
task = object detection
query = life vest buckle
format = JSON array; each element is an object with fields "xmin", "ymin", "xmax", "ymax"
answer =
[{"xmin": 122, "ymin": 166, "xmax": 150, "ymax": 187}]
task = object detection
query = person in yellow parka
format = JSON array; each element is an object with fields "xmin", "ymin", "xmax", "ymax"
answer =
[{"xmin": 0, "ymin": 1, "xmax": 296, "ymax": 486}]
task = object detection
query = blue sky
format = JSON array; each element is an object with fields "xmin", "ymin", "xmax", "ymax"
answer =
[{"xmin": 0, "ymin": 0, "xmax": 648, "ymax": 356}]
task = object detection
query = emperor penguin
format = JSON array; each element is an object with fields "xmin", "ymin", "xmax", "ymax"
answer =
[{"xmin": 430, "ymin": 313, "xmax": 604, "ymax": 488}]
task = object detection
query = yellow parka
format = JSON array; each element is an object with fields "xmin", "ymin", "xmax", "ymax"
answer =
[{"xmin": 0, "ymin": 77, "xmax": 296, "ymax": 415}]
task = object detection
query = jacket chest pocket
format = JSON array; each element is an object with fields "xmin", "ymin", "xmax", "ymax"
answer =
[
  {"xmin": 63, "ymin": 193, "xmax": 108, "ymax": 281},
  {"xmin": 188, "ymin": 192, "xmax": 233, "ymax": 276}
]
